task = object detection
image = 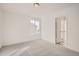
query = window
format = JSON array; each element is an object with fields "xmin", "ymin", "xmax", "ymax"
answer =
[{"xmin": 30, "ymin": 19, "xmax": 40, "ymax": 34}]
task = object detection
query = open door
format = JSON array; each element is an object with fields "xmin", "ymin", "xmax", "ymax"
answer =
[{"xmin": 55, "ymin": 16, "xmax": 66, "ymax": 46}]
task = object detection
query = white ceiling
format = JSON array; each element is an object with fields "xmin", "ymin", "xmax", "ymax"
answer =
[{"xmin": 0, "ymin": 3, "xmax": 78, "ymax": 14}]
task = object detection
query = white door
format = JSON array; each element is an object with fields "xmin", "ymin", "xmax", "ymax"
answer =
[
  {"xmin": 0, "ymin": 11, "xmax": 2, "ymax": 48},
  {"xmin": 55, "ymin": 16, "xmax": 66, "ymax": 45}
]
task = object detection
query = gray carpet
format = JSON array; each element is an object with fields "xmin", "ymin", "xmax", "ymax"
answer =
[{"xmin": 0, "ymin": 39, "xmax": 79, "ymax": 56}]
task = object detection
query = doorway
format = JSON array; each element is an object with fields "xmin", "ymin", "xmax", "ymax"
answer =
[
  {"xmin": 30, "ymin": 17, "xmax": 41, "ymax": 40},
  {"xmin": 55, "ymin": 16, "xmax": 67, "ymax": 46}
]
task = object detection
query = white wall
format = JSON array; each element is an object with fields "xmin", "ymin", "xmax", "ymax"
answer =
[
  {"xmin": 41, "ymin": 14, "xmax": 55, "ymax": 43},
  {"xmin": 2, "ymin": 13, "xmax": 55, "ymax": 46},
  {"xmin": 3, "ymin": 11, "xmax": 41, "ymax": 46},
  {"xmin": 2, "ymin": 3, "xmax": 65, "ymax": 46},
  {"xmin": 55, "ymin": 4, "xmax": 79, "ymax": 52},
  {"xmin": 1, "ymin": 3, "xmax": 56, "ymax": 46},
  {"xmin": 2, "ymin": 3, "xmax": 71, "ymax": 46},
  {"xmin": 29, "ymin": 12, "xmax": 55, "ymax": 44}
]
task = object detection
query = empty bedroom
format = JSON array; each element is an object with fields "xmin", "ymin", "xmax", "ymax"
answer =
[{"xmin": 0, "ymin": 3, "xmax": 79, "ymax": 56}]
